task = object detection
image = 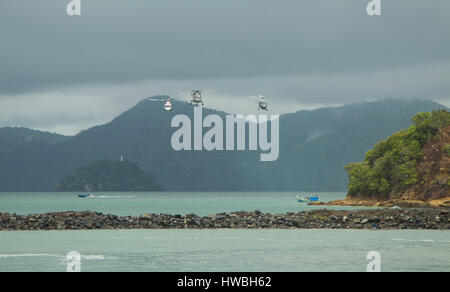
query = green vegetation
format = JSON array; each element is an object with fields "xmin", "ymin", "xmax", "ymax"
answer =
[
  {"xmin": 444, "ymin": 144, "xmax": 450, "ymax": 157},
  {"xmin": 54, "ymin": 159, "xmax": 162, "ymax": 192},
  {"xmin": 346, "ymin": 110, "xmax": 450, "ymax": 198},
  {"xmin": 0, "ymin": 127, "xmax": 67, "ymax": 155},
  {"xmin": 0, "ymin": 99, "xmax": 447, "ymax": 191}
]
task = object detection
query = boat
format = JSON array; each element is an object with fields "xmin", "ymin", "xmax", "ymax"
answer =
[
  {"xmin": 296, "ymin": 195, "xmax": 309, "ymax": 202},
  {"xmin": 77, "ymin": 193, "xmax": 92, "ymax": 198},
  {"xmin": 297, "ymin": 194, "xmax": 320, "ymax": 203},
  {"xmin": 309, "ymin": 195, "xmax": 320, "ymax": 202}
]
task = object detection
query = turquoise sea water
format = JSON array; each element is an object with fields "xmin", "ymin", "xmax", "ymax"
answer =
[
  {"xmin": 0, "ymin": 229, "xmax": 449, "ymax": 272},
  {"xmin": 0, "ymin": 192, "xmax": 354, "ymax": 216},
  {"xmin": 0, "ymin": 192, "xmax": 449, "ymax": 272}
]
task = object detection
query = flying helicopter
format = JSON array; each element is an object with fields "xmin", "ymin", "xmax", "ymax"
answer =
[
  {"xmin": 148, "ymin": 96, "xmax": 173, "ymax": 112},
  {"xmin": 249, "ymin": 95, "xmax": 269, "ymax": 111},
  {"xmin": 190, "ymin": 90, "xmax": 204, "ymax": 106}
]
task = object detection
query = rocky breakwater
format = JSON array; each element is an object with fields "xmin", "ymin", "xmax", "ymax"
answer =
[{"xmin": 0, "ymin": 209, "xmax": 449, "ymax": 231}]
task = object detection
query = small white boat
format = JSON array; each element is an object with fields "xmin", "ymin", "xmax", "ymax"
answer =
[
  {"xmin": 297, "ymin": 194, "xmax": 320, "ymax": 203},
  {"xmin": 297, "ymin": 195, "xmax": 309, "ymax": 202}
]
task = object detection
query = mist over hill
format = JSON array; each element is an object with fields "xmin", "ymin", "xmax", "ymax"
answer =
[{"xmin": 0, "ymin": 98, "xmax": 446, "ymax": 191}]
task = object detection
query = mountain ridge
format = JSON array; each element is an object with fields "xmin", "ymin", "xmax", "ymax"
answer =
[
  {"xmin": 0, "ymin": 98, "xmax": 447, "ymax": 191},
  {"xmin": 0, "ymin": 127, "xmax": 68, "ymax": 154}
]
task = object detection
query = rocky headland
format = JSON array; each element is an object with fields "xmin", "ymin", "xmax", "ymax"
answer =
[
  {"xmin": 328, "ymin": 110, "xmax": 450, "ymax": 209},
  {"xmin": 312, "ymin": 196, "xmax": 450, "ymax": 208}
]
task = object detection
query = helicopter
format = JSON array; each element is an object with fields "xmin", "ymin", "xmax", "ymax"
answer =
[
  {"xmin": 148, "ymin": 96, "xmax": 173, "ymax": 112},
  {"xmin": 249, "ymin": 95, "xmax": 269, "ymax": 111},
  {"xmin": 190, "ymin": 90, "xmax": 204, "ymax": 106}
]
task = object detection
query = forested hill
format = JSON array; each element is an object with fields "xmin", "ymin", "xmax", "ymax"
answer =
[
  {"xmin": 345, "ymin": 109, "xmax": 450, "ymax": 201},
  {"xmin": 0, "ymin": 127, "xmax": 67, "ymax": 154},
  {"xmin": 0, "ymin": 98, "xmax": 447, "ymax": 191},
  {"xmin": 54, "ymin": 159, "xmax": 162, "ymax": 192}
]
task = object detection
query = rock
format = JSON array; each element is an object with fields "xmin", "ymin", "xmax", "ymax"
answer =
[
  {"xmin": 368, "ymin": 217, "xmax": 380, "ymax": 223},
  {"xmin": 216, "ymin": 214, "xmax": 226, "ymax": 220},
  {"xmin": 0, "ymin": 208, "xmax": 448, "ymax": 231}
]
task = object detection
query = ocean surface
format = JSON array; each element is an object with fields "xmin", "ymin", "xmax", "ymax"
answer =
[
  {"xmin": 0, "ymin": 192, "xmax": 449, "ymax": 272},
  {"xmin": 0, "ymin": 229, "xmax": 449, "ymax": 272},
  {"xmin": 0, "ymin": 191, "xmax": 355, "ymax": 216}
]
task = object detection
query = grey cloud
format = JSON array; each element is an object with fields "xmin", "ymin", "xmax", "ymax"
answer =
[
  {"xmin": 1, "ymin": 0, "xmax": 450, "ymax": 94},
  {"xmin": 0, "ymin": 0, "xmax": 449, "ymax": 134},
  {"xmin": 1, "ymin": 62, "xmax": 448, "ymax": 136}
]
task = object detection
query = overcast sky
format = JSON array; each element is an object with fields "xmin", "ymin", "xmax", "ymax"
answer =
[{"xmin": 1, "ymin": 0, "xmax": 449, "ymax": 135}]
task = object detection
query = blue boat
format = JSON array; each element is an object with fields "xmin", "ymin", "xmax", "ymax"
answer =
[
  {"xmin": 77, "ymin": 193, "xmax": 92, "ymax": 198},
  {"xmin": 297, "ymin": 195, "xmax": 320, "ymax": 203},
  {"xmin": 309, "ymin": 196, "xmax": 320, "ymax": 202}
]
